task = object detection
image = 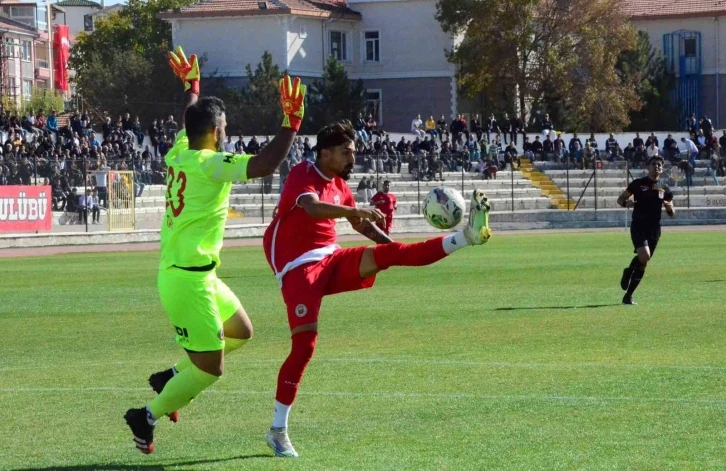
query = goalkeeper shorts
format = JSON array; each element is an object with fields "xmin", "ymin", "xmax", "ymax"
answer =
[{"xmin": 157, "ymin": 267, "xmax": 242, "ymax": 352}]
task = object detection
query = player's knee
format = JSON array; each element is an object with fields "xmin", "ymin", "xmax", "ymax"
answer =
[{"xmin": 291, "ymin": 330, "xmax": 318, "ymax": 362}]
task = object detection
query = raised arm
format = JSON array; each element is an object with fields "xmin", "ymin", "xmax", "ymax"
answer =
[{"xmin": 168, "ymin": 46, "xmax": 200, "ymax": 131}]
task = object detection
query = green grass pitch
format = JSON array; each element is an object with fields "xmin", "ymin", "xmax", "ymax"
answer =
[{"xmin": 0, "ymin": 231, "xmax": 724, "ymax": 470}]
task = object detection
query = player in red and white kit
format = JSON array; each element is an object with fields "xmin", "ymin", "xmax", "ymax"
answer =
[
  {"xmin": 262, "ymin": 120, "xmax": 492, "ymax": 458},
  {"xmin": 370, "ymin": 179, "xmax": 397, "ymax": 234}
]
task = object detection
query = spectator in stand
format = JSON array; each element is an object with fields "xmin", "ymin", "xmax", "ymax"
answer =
[
  {"xmin": 470, "ymin": 114, "xmax": 483, "ymax": 142},
  {"xmin": 540, "ymin": 113, "xmax": 553, "ymax": 137},
  {"xmin": 246, "ymin": 136, "xmax": 261, "ymax": 155},
  {"xmin": 94, "ymin": 160, "xmax": 111, "ymax": 208},
  {"xmin": 370, "ymin": 180, "xmax": 397, "ymax": 235},
  {"xmin": 164, "ymin": 114, "xmax": 178, "ymax": 137},
  {"xmin": 425, "ymin": 115, "xmax": 438, "ymax": 139},
  {"xmin": 504, "ymin": 141, "xmax": 519, "ymax": 170},
  {"xmin": 499, "ymin": 113, "xmax": 512, "ymax": 144},
  {"xmin": 633, "ymin": 132, "xmax": 644, "ymax": 150},
  {"xmin": 679, "ymin": 137, "xmax": 698, "ymax": 170},
  {"xmin": 584, "ymin": 142, "xmax": 597, "ymax": 169},
  {"xmin": 77, "ymin": 188, "xmax": 92, "ymax": 224},
  {"xmin": 436, "ymin": 115, "xmax": 449, "ymax": 141},
  {"xmin": 586, "ymin": 133, "xmax": 598, "ymax": 157},
  {"xmin": 571, "ymin": 140, "xmax": 583, "ymax": 167},
  {"xmin": 696, "ymin": 129, "xmax": 707, "ymax": 153},
  {"xmin": 450, "ymin": 114, "xmax": 468, "ymax": 144},
  {"xmin": 486, "ymin": 114, "xmax": 499, "ymax": 143},
  {"xmin": 102, "ymin": 116, "xmax": 114, "ymax": 141},
  {"xmin": 356, "ymin": 176, "xmax": 374, "ymax": 203},
  {"xmin": 720, "ymin": 130, "xmax": 726, "ymax": 158},
  {"xmin": 223, "ymin": 136, "xmax": 235, "ymax": 153},
  {"xmin": 554, "ymin": 133, "xmax": 566, "ymax": 162},
  {"xmin": 663, "ymin": 134, "xmax": 678, "ymax": 163},
  {"xmin": 366, "ymin": 113, "xmax": 383, "ymax": 138},
  {"xmin": 685, "ymin": 113, "xmax": 698, "ymax": 140},
  {"xmin": 624, "ymin": 142, "xmax": 636, "ymax": 164},
  {"xmin": 235, "ymin": 136, "xmax": 246, "ymax": 154},
  {"xmin": 707, "ymin": 152, "xmax": 720, "ymax": 186},
  {"xmin": 46, "ymin": 110, "xmax": 58, "ymax": 140},
  {"xmin": 605, "ymin": 133, "xmax": 619, "ymax": 160},
  {"xmin": 354, "ymin": 113, "xmax": 368, "ymax": 143},
  {"xmin": 90, "ymin": 188, "xmax": 100, "ymax": 224},
  {"xmin": 646, "ymin": 141, "xmax": 659, "ymax": 162},
  {"xmin": 510, "ymin": 114, "xmax": 523, "ymax": 145},
  {"xmin": 36, "ymin": 112, "xmax": 46, "ymax": 136},
  {"xmin": 542, "ymin": 134, "xmax": 554, "ymax": 161},
  {"xmin": 531, "ymin": 135, "xmax": 543, "ymax": 161},
  {"xmin": 568, "ymin": 132, "xmax": 583, "ymax": 155},
  {"xmin": 645, "ymin": 132, "xmax": 659, "ymax": 149},
  {"xmin": 131, "ymin": 116, "xmax": 144, "ymax": 146},
  {"xmin": 700, "ymin": 116, "xmax": 713, "ymax": 140},
  {"xmin": 411, "ymin": 114, "xmax": 425, "ymax": 139},
  {"xmin": 523, "ymin": 136, "xmax": 534, "ymax": 161}
]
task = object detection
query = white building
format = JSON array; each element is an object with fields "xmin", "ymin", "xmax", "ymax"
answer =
[
  {"xmin": 54, "ymin": 0, "xmax": 102, "ymax": 39},
  {"xmin": 160, "ymin": 0, "xmax": 457, "ymax": 132},
  {"xmin": 625, "ymin": 0, "xmax": 726, "ymax": 128}
]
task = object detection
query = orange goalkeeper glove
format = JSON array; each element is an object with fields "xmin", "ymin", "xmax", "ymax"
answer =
[
  {"xmin": 279, "ymin": 75, "xmax": 306, "ymax": 133},
  {"xmin": 168, "ymin": 45, "xmax": 200, "ymax": 95}
]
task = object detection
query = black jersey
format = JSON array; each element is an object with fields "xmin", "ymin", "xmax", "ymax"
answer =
[{"xmin": 626, "ymin": 176, "xmax": 670, "ymax": 225}]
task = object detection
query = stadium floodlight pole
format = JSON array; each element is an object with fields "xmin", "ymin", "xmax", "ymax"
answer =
[
  {"xmin": 261, "ymin": 178, "xmax": 265, "ymax": 224},
  {"xmin": 594, "ymin": 162, "xmax": 598, "ymax": 211},
  {"xmin": 416, "ymin": 154, "xmax": 421, "ymax": 214},
  {"xmin": 566, "ymin": 154, "xmax": 570, "ymax": 210},
  {"xmin": 510, "ymin": 158, "xmax": 514, "ymax": 212},
  {"xmin": 84, "ymin": 156, "xmax": 88, "ymax": 233}
]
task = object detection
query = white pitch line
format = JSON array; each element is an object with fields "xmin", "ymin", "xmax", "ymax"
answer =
[
  {"xmin": 2, "ymin": 357, "xmax": 726, "ymax": 372},
  {"xmin": 0, "ymin": 386, "xmax": 724, "ymax": 407}
]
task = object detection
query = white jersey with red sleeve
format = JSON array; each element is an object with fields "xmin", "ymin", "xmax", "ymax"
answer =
[{"xmin": 263, "ymin": 161, "xmax": 356, "ymax": 284}]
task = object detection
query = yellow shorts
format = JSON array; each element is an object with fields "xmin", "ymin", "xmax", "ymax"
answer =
[{"xmin": 157, "ymin": 267, "xmax": 241, "ymax": 352}]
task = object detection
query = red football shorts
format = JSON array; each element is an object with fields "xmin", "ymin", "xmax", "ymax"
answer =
[
  {"xmin": 280, "ymin": 246, "xmax": 376, "ymax": 330},
  {"xmin": 377, "ymin": 217, "xmax": 393, "ymax": 235}
]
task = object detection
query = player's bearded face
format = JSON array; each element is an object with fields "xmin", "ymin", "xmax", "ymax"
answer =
[
  {"xmin": 649, "ymin": 161, "xmax": 663, "ymax": 178},
  {"xmin": 334, "ymin": 142, "xmax": 355, "ymax": 180}
]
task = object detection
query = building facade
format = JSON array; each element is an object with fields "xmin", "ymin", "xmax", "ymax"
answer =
[
  {"xmin": 54, "ymin": 0, "xmax": 101, "ymax": 39},
  {"xmin": 626, "ymin": 0, "xmax": 726, "ymax": 129},
  {"xmin": 160, "ymin": 0, "xmax": 457, "ymax": 132}
]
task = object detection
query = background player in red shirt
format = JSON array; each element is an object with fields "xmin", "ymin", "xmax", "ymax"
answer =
[
  {"xmin": 370, "ymin": 179, "xmax": 397, "ymax": 234},
  {"xmin": 262, "ymin": 120, "xmax": 492, "ymax": 458}
]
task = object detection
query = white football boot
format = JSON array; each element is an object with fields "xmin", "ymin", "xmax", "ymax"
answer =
[
  {"xmin": 464, "ymin": 189, "xmax": 492, "ymax": 245},
  {"xmin": 266, "ymin": 427, "xmax": 299, "ymax": 458}
]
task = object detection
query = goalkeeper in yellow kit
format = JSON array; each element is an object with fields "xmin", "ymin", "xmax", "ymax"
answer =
[{"xmin": 124, "ymin": 46, "xmax": 306, "ymax": 454}]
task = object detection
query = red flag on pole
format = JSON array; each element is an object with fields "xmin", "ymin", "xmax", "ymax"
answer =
[{"xmin": 53, "ymin": 24, "xmax": 70, "ymax": 92}]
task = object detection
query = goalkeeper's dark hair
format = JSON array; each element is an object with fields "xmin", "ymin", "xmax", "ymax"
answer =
[
  {"xmin": 184, "ymin": 96, "xmax": 226, "ymax": 143},
  {"xmin": 313, "ymin": 120, "xmax": 355, "ymax": 158}
]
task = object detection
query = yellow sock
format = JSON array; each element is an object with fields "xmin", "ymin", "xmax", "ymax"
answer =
[{"xmin": 148, "ymin": 364, "xmax": 218, "ymax": 419}]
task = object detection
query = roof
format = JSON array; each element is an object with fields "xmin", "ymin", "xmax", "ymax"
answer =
[
  {"xmin": 55, "ymin": 0, "xmax": 102, "ymax": 8},
  {"xmin": 0, "ymin": 16, "xmax": 39, "ymax": 36},
  {"xmin": 158, "ymin": 0, "xmax": 361, "ymax": 20},
  {"xmin": 624, "ymin": 0, "xmax": 726, "ymax": 20}
]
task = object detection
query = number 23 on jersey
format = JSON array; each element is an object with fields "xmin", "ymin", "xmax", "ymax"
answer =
[{"xmin": 166, "ymin": 166, "xmax": 187, "ymax": 218}]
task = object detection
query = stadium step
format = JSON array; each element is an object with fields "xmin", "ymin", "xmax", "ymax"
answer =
[{"xmin": 520, "ymin": 159, "xmax": 575, "ymax": 210}]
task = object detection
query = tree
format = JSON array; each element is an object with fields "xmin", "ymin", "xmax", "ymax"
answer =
[
  {"xmin": 307, "ymin": 56, "xmax": 366, "ymax": 132},
  {"xmin": 617, "ymin": 31, "xmax": 678, "ymax": 131},
  {"xmin": 237, "ymin": 51, "xmax": 286, "ymax": 136},
  {"xmin": 70, "ymin": 0, "xmax": 197, "ymax": 121},
  {"xmin": 436, "ymin": 0, "xmax": 640, "ymax": 132}
]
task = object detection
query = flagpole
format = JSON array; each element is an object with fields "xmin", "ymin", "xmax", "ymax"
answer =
[{"xmin": 47, "ymin": 0, "xmax": 53, "ymax": 91}]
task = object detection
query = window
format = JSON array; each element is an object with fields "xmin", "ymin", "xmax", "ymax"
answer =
[
  {"xmin": 21, "ymin": 40, "xmax": 31, "ymax": 61},
  {"xmin": 329, "ymin": 31, "xmax": 347, "ymax": 61},
  {"xmin": 364, "ymin": 31, "xmax": 380, "ymax": 62},
  {"xmin": 84, "ymin": 14, "xmax": 94, "ymax": 32},
  {"xmin": 684, "ymin": 37, "xmax": 697, "ymax": 57},
  {"xmin": 8, "ymin": 77, "xmax": 16, "ymax": 96},
  {"xmin": 5, "ymin": 38, "xmax": 15, "ymax": 58},
  {"xmin": 366, "ymin": 90, "xmax": 382, "ymax": 125},
  {"xmin": 22, "ymin": 80, "xmax": 32, "ymax": 100}
]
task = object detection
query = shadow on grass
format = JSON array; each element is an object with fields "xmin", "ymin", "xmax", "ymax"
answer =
[
  {"xmin": 495, "ymin": 304, "xmax": 620, "ymax": 311},
  {"xmin": 9, "ymin": 454, "xmax": 272, "ymax": 471},
  {"xmin": 703, "ymin": 279, "xmax": 725, "ymax": 283}
]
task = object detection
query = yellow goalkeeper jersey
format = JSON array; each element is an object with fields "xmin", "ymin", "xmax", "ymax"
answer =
[{"xmin": 159, "ymin": 130, "xmax": 252, "ymax": 269}]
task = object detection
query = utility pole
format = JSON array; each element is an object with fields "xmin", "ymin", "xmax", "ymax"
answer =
[{"xmin": 47, "ymin": 0, "xmax": 53, "ymax": 91}]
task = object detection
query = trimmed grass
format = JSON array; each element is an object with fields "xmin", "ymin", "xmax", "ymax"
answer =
[{"xmin": 0, "ymin": 231, "xmax": 725, "ymax": 470}]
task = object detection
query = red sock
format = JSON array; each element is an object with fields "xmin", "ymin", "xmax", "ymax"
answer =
[
  {"xmin": 275, "ymin": 330, "xmax": 318, "ymax": 406},
  {"xmin": 372, "ymin": 237, "xmax": 447, "ymax": 271}
]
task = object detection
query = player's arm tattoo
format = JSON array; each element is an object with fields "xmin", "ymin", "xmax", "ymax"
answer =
[{"xmin": 350, "ymin": 219, "xmax": 393, "ymax": 244}]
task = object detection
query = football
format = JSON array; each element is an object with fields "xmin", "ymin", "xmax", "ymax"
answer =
[{"xmin": 423, "ymin": 187, "xmax": 467, "ymax": 229}]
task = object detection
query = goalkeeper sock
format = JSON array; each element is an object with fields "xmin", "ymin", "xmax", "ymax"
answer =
[
  {"xmin": 173, "ymin": 338, "xmax": 248, "ymax": 374},
  {"xmin": 147, "ymin": 364, "xmax": 218, "ymax": 420},
  {"xmin": 372, "ymin": 238, "xmax": 448, "ymax": 271},
  {"xmin": 626, "ymin": 268, "xmax": 645, "ymax": 297},
  {"xmin": 275, "ymin": 331, "xmax": 317, "ymax": 408}
]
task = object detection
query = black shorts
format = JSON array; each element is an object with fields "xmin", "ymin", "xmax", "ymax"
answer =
[{"xmin": 630, "ymin": 223, "xmax": 661, "ymax": 254}]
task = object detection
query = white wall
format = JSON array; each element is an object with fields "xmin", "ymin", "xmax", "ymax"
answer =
[
  {"xmin": 284, "ymin": 16, "xmax": 325, "ymax": 78},
  {"xmin": 62, "ymin": 6, "xmax": 100, "ymax": 40},
  {"xmin": 344, "ymin": 0, "xmax": 455, "ymax": 79},
  {"xmin": 171, "ymin": 16, "xmax": 287, "ymax": 78},
  {"xmin": 633, "ymin": 16, "xmax": 726, "ymax": 76}
]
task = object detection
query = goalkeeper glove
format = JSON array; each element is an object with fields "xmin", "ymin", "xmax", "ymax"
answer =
[
  {"xmin": 168, "ymin": 46, "xmax": 200, "ymax": 95},
  {"xmin": 279, "ymin": 75, "xmax": 306, "ymax": 133}
]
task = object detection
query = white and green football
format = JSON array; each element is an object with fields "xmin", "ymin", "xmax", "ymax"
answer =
[{"xmin": 423, "ymin": 186, "xmax": 466, "ymax": 230}]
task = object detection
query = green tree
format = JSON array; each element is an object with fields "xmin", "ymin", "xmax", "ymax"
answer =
[
  {"xmin": 617, "ymin": 31, "xmax": 678, "ymax": 131},
  {"xmin": 70, "ymin": 0, "xmax": 197, "ymax": 121},
  {"xmin": 237, "ymin": 51, "xmax": 285, "ymax": 136},
  {"xmin": 436, "ymin": 0, "xmax": 640, "ymax": 132},
  {"xmin": 307, "ymin": 56, "xmax": 366, "ymax": 132}
]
